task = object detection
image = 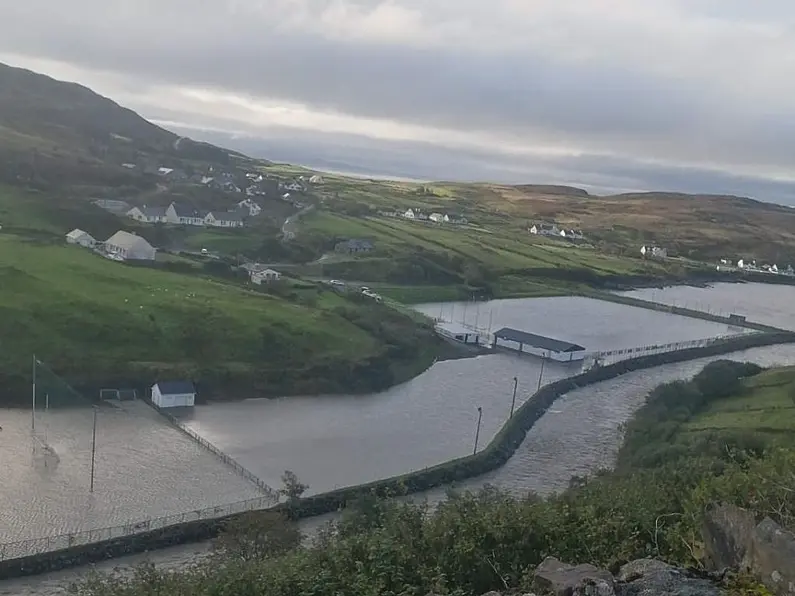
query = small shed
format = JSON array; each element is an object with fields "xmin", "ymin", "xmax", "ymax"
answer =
[{"xmin": 151, "ymin": 381, "xmax": 196, "ymax": 408}]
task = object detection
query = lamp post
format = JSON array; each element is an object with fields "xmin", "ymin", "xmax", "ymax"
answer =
[
  {"xmin": 473, "ymin": 406, "xmax": 483, "ymax": 455},
  {"xmin": 89, "ymin": 406, "xmax": 98, "ymax": 493},
  {"xmin": 509, "ymin": 376, "xmax": 518, "ymax": 418}
]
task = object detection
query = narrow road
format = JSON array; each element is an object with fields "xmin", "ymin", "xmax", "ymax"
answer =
[{"xmin": 281, "ymin": 205, "xmax": 315, "ymax": 242}]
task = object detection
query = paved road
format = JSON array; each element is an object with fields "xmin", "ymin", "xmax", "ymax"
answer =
[{"xmin": 281, "ymin": 205, "xmax": 315, "ymax": 242}]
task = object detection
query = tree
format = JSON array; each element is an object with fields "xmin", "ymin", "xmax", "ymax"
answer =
[{"xmin": 279, "ymin": 469, "xmax": 308, "ymax": 503}]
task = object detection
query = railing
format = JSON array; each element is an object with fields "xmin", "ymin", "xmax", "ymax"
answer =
[
  {"xmin": 583, "ymin": 337, "xmax": 720, "ymax": 369},
  {"xmin": 150, "ymin": 402, "xmax": 275, "ymax": 497},
  {"xmin": 0, "ymin": 494, "xmax": 277, "ymax": 561}
]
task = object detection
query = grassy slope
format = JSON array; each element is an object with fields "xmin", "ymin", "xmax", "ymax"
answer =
[
  {"xmin": 0, "ymin": 233, "xmax": 440, "ymax": 403},
  {"xmin": 682, "ymin": 366, "xmax": 795, "ymax": 443}
]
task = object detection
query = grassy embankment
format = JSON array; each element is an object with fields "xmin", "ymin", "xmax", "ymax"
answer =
[
  {"xmin": 74, "ymin": 360, "xmax": 794, "ymax": 596},
  {"xmin": 0, "ymin": 227, "xmax": 443, "ymax": 405}
]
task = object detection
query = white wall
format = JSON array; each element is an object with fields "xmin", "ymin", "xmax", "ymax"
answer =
[{"xmin": 152, "ymin": 385, "xmax": 195, "ymax": 408}]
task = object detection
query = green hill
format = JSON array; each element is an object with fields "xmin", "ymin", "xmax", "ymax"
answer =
[{"xmin": 0, "ymin": 232, "xmax": 440, "ymax": 405}]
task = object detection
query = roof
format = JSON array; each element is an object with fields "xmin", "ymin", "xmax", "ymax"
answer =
[
  {"xmin": 66, "ymin": 228, "xmax": 92, "ymax": 240},
  {"xmin": 493, "ymin": 327, "xmax": 585, "ymax": 353},
  {"xmin": 143, "ymin": 206, "xmax": 167, "ymax": 218},
  {"xmin": 253, "ymin": 268, "xmax": 280, "ymax": 276},
  {"xmin": 105, "ymin": 230, "xmax": 155, "ymax": 251},
  {"xmin": 154, "ymin": 381, "xmax": 196, "ymax": 395},
  {"xmin": 209, "ymin": 210, "xmax": 245, "ymax": 222},
  {"xmin": 170, "ymin": 202, "xmax": 205, "ymax": 218}
]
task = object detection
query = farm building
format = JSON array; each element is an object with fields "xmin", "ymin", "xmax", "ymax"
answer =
[
  {"xmin": 251, "ymin": 268, "xmax": 281, "ymax": 284},
  {"xmin": 104, "ymin": 231, "xmax": 157, "ymax": 261},
  {"xmin": 434, "ymin": 322, "xmax": 480, "ymax": 345},
  {"xmin": 151, "ymin": 381, "xmax": 196, "ymax": 408},
  {"xmin": 493, "ymin": 327, "xmax": 586, "ymax": 362},
  {"xmin": 65, "ymin": 229, "xmax": 96, "ymax": 248}
]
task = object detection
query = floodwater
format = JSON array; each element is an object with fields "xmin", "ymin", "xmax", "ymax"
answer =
[
  {"xmin": 618, "ymin": 282, "xmax": 795, "ymax": 331},
  {"xmin": 180, "ymin": 296, "xmax": 743, "ymax": 497},
  {"xmin": 3, "ymin": 288, "xmax": 794, "ymax": 595},
  {"xmin": 0, "ymin": 401, "xmax": 264, "ymax": 549}
]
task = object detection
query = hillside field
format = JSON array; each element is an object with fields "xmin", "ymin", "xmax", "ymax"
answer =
[{"xmin": 0, "ymin": 234, "xmax": 440, "ymax": 404}]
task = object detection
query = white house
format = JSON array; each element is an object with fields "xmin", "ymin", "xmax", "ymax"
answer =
[
  {"xmin": 157, "ymin": 167, "xmax": 174, "ymax": 176},
  {"xmin": 309, "ymin": 175, "xmax": 324, "ymax": 184},
  {"xmin": 65, "ymin": 228, "xmax": 96, "ymax": 248},
  {"xmin": 104, "ymin": 231, "xmax": 157, "ymax": 260},
  {"xmin": 204, "ymin": 211, "xmax": 245, "ymax": 228},
  {"xmin": 429, "ymin": 212, "xmax": 446, "ymax": 223},
  {"xmin": 237, "ymin": 198, "xmax": 262, "ymax": 216},
  {"xmin": 251, "ymin": 268, "xmax": 281, "ymax": 284},
  {"xmin": 165, "ymin": 202, "xmax": 206, "ymax": 226},
  {"xmin": 127, "ymin": 206, "xmax": 167, "ymax": 224},
  {"xmin": 641, "ymin": 246, "xmax": 668, "ymax": 259},
  {"xmin": 121, "ymin": 163, "xmax": 137, "ymax": 169},
  {"xmin": 403, "ymin": 208, "xmax": 416, "ymax": 219},
  {"xmin": 151, "ymin": 381, "xmax": 196, "ymax": 408},
  {"xmin": 530, "ymin": 223, "xmax": 560, "ymax": 237}
]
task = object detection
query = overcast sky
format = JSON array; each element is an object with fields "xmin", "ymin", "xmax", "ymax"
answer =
[{"xmin": 2, "ymin": 1, "xmax": 795, "ymax": 202}]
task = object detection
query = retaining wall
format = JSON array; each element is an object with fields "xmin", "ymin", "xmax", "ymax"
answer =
[{"xmin": 3, "ymin": 330, "xmax": 794, "ymax": 580}]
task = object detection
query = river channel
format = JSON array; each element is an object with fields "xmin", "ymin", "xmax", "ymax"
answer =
[{"xmin": 4, "ymin": 285, "xmax": 793, "ymax": 595}]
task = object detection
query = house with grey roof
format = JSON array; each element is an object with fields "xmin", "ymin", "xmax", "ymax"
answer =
[
  {"xmin": 104, "ymin": 231, "xmax": 157, "ymax": 261},
  {"xmin": 204, "ymin": 210, "xmax": 245, "ymax": 228},
  {"xmin": 127, "ymin": 205, "xmax": 168, "ymax": 224},
  {"xmin": 165, "ymin": 202, "xmax": 207, "ymax": 226},
  {"xmin": 335, "ymin": 238, "xmax": 374, "ymax": 254}
]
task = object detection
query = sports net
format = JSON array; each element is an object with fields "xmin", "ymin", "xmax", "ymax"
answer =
[{"xmin": 31, "ymin": 358, "xmax": 94, "ymax": 468}]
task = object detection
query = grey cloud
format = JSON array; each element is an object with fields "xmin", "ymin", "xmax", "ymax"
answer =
[{"xmin": 2, "ymin": 1, "xmax": 795, "ymax": 202}]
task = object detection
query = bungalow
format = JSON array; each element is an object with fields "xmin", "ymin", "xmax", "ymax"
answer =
[
  {"xmin": 530, "ymin": 223, "xmax": 560, "ymax": 237},
  {"xmin": 429, "ymin": 213, "xmax": 448, "ymax": 223},
  {"xmin": 282, "ymin": 181, "xmax": 304, "ymax": 192},
  {"xmin": 151, "ymin": 381, "xmax": 196, "ymax": 408},
  {"xmin": 251, "ymin": 268, "xmax": 281, "ymax": 284},
  {"xmin": 127, "ymin": 205, "xmax": 167, "ymax": 224},
  {"xmin": 157, "ymin": 167, "xmax": 174, "ymax": 176},
  {"xmin": 335, "ymin": 238, "xmax": 374, "ymax": 254},
  {"xmin": 104, "ymin": 230, "xmax": 157, "ymax": 261},
  {"xmin": 448, "ymin": 213, "xmax": 468, "ymax": 225},
  {"xmin": 641, "ymin": 246, "xmax": 668, "ymax": 259},
  {"xmin": 205, "ymin": 210, "xmax": 245, "ymax": 228},
  {"xmin": 561, "ymin": 229, "xmax": 584, "ymax": 240},
  {"xmin": 65, "ymin": 228, "xmax": 96, "ymax": 248},
  {"xmin": 165, "ymin": 202, "xmax": 206, "ymax": 226},
  {"xmin": 403, "ymin": 208, "xmax": 416, "ymax": 219},
  {"xmin": 309, "ymin": 175, "xmax": 324, "ymax": 184}
]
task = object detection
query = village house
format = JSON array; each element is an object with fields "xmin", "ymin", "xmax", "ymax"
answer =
[
  {"xmin": 448, "ymin": 213, "xmax": 468, "ymax": 225},
  {"xmin": 157, "ymin": 167, "xmax": 174, "ymax": 176},
  {"xmin": 403, "ymin": 208, "xmax": 416, "ymax": 219},
  {"xmin": 309, "ymin": 175, "xmax": 324, "ymax": 184},
  {"xmin": 121, "ymin": 163, "xmax": 137, "ymax": 169},
  {"xmin": 151, "ymin": 381, "xmax": 196, "ymax": 408},
  {"xmin": 429, "ymin": 213, "xmax": 449, "ymax": 223},
  {"xmin": 204, "ymin": 210, "xmax": 245, "ymax": 228},
  {"xmin": 281, "ymin": 180, "xmax": 305, "ymax": 192},
  {"xmin": 165, "ymin": 202, "xmax": 206, "ymax": 226},
  {"xmin": 65, "ymin": 229, "xmax": 96, "ymax": 248},
  {"xmin": 560, "ymin": 229, "xmax": 585, "ymax": 240},
  {"xmin": 127, "ymin": 205, "xmax": 167, "ymax": 224},
  {"xmin": 335, "ymin": 238, "xmax": 374, "ymax": 254},
  {"xmin": 641, "ymin": 245, "xmax": 668, "ymax": 259},
  {"xmin": 530, "ymin": 223, "xmax": 561, "ymax": 237},
  {"xmin": 104, "ymin": 230, "xmax": 157, "ymax": 261},
  {"xmin": 250, "ymin": 268, "xmax": 281, "ymax": 284}
]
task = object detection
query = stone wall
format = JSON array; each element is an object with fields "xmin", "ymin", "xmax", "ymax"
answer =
[{"xmin": 2, "ymin": 330, "xmax": 793, "ymax": 580}]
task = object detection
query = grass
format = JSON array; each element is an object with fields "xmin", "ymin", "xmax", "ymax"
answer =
[
  {"xmin": 0, "ymin": 234, "xmax": 440, "ymax": 404},
  {"xmin": 682, "ymin": 366, "xmax": 795, "ymax": 440}
]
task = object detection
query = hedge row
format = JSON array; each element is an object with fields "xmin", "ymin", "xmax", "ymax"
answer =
[{"xmin": 3, "ymin": 329, "xmax": 794, "ymax": 580}]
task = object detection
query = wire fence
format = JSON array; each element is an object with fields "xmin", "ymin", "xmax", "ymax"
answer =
[
  {"xmin": 0, "ymin": 493, "xmax": 278, "ymax": 561},
  {"xmin": 583, "ymin": 337, "xmax": 722, "ymax": 369},
  {"xmin": 149, "ymin": 403, "xmax": 276, "ymax": 498}
]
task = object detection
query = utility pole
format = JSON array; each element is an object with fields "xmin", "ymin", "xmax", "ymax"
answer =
[
  {"xmin": 473, "ymin": 406, "xmax": 483, "ymax": 455},
  {"xmin": 89, "ymin": 406, "xmax": 98, "ymax": 493},
  {"xmin": 31, "ymin": 355, "xmax": 36, "ymax": 431},
  {"xmin": 510, "ymin": 376, "xmax": 518, "ymax": 418}
]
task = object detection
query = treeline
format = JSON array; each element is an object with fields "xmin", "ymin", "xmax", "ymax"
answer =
[{"xmin": 617, "ymin": 359, "xmax": 764, "ymax": 470}]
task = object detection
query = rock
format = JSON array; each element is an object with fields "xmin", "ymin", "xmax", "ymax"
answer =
[
  {"xmin": 750, "ymin": 517, "xmax": 795, "ymax": 595},
  {"xmin": 533, "ymin": 556, "xmax": 615, "ymax": 596},
  {"xmin": 616, "ymin": 559, "xmax": 722, "ymax": 596},
  {"xmin": 702, "ymin": 503, "xmax": 756, "ymax": 571},
  {"xmin": 480, "ymin": 592, "xmax": 502, "ymax": 596},
  {"xmin": 702, "ymin": 504, "xmax": 795, "ymax": 595}
]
